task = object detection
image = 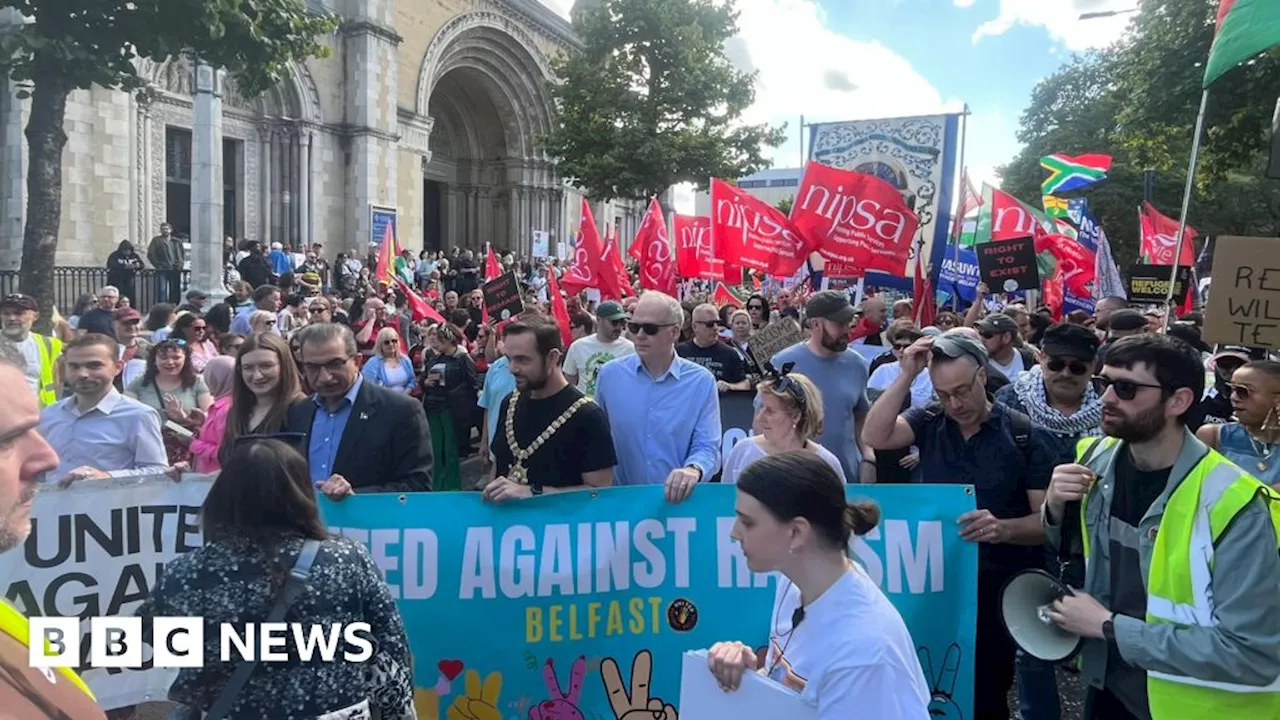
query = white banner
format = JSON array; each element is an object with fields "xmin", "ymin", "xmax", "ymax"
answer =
[
  {"xmin": 0, "ymin": 475, "xmax": 214, "ymax": 709},
  {"xmin": 808, "ymin": 114, "xmax": 959, "ymax": 285}
]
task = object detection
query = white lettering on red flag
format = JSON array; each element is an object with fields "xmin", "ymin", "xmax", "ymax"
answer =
[
  {"xmin": 710, "ymin": 178, "xmax": 814, "ymax": 277},
  {"xmin": 791, "ymin": 162, "xmax": 919, "ymax": 277}
]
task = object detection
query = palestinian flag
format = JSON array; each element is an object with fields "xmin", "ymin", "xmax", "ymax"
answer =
[
  {"xmin": 713, "ymin": 282, "xmax": 747, "ymax": 308},
  {"xmin": 1204, "ymin": 0, "xmax": 1280, "ymax": 88},
  {"xmin": 1040, "ymin": 153, "xmax": 1112, "ymax": 195}
]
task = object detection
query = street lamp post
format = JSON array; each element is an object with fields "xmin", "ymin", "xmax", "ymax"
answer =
[{"xmin": 1079, "ymin": 7, "xmax": 1138, "ymax": 21}]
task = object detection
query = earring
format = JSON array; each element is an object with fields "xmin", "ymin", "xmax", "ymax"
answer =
[{"xmin": 1263, "ymin": 406, "xmax": 1280, "ymax": 432}]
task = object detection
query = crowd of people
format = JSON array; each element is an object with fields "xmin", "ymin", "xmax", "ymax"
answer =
[{"xmin": 1, "ymin": 238, "xmax": 1278, "ymax": 719}]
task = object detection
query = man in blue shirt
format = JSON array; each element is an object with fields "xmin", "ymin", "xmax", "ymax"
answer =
[{"xmin": 595, "ymin": 291, "xmax": 721, "ymax": 503}]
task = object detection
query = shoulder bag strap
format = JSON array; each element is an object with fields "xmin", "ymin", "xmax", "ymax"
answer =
[{"xmin": 204, "ymin": 539, "xmax": 323, "ymax": 720}]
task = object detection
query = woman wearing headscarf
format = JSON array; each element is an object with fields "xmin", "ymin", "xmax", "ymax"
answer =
[
  {"xmin": 190, "ymin": 356, "xmax": 237, "ymax": 473},
  {"xmin": 106, "ymin": 239, "xmax": 144, "ymax": 306}
]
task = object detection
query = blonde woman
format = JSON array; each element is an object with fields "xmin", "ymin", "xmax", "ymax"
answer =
[
  {"xmin": 721, "ymin": 367, "xmax": 846, "ymax": 484},
  {"xmin": 362, "ymin": 326, "xmax": 416, "ymax": 393}
]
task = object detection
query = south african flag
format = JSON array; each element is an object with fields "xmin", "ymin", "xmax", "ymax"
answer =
[{"xmin": 1040, "ymin": 153, "xmax": 1112, "ymax": 196}]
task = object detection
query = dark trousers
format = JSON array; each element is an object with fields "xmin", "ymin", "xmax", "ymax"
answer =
[
  {"xmin": 976, "ymin": 569, "xmax": 1017, "ymax": 719},
  {"xmin": 156, "ymin": 268, "xmax": 182, "ymax": 304},
  {"xmin": 1085, "ymin": 686, "xmax": 1144, "ymax": 720}
]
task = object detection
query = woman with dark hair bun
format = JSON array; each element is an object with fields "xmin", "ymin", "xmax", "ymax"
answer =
[{"xmin": 707, "ymin": 451, "xmax": 930, "ymax": 719}]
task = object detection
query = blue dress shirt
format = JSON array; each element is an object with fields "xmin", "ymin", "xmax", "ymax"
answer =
[
  {"xmin": 39, "ymin": 389, "xmax": 168, "ymax": 482},
  {"xmin": 594, "ymin": 352, "xmax": 722, "ymax": 486},
  {"xmin": 308, "ymin": 375, "xmax": 363, "ymax": 484}
]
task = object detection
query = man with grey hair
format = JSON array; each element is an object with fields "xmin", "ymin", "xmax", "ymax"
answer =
[
  {"xmin": 863, "ymin": 328, "xmax": 1054, "ymax": 719},
  {"xmin": 595, "ymin": 291, "xmax": 721, "ymax": 503},
  {"xmin": 677, "ymin": 303, "xmax": 749, "ymax": 392},
  {"xmin": 285, "ymin": 322, "xmax": 433, "ymax": 497},
  {"xmin": 77, "ymin": 285, "xmax": 120, "ymax": 337}
]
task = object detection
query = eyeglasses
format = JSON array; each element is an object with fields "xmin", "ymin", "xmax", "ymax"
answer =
[
  {"xmin": 1092, "ymin": 375, "xmax": 1165, "ymax": 401},
  {"xmin": 300, "ymin": 357, "xmax": 353, "ymax": 376},
  {"xmin": 892, "ymin": 343, "xmax": 913, "ymax": 352},
  {"xmin": 382, "ymin": 340, "xmax": 399, "ymax": 346},
  {"xmin": 694, "ymin": 321, "xmax": 718, "ymax": 328},
  {"xmin": 747, "ymin": 304, "xmax": 765, "ymax": 311},
  {"xmin": 627, "ymin": 322, "xmax": 676, "ymax": 336},
  {"xmin": 1227, "ymin": 383, "xmax": 1256, "ymax": 401},
  {"xmin": 1046, "ymin": 357, "xmax": 1090, "ymax": 376},
  {"xmin": 936, "ymin": 367, "xmax": 983, "ymax": 406}
]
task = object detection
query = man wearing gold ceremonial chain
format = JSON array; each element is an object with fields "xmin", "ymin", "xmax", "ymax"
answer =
[{"xmin": 483, "ymin": 316, "xmax": 616, "ymax": 501}]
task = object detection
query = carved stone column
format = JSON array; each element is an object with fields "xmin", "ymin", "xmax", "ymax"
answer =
[
  {"xmin": 299, "ymin": 130, "xmax": 312, "ymax": 248},
  {"xmin": 189, "ymin": 61, "xmax": 227, "ymax": 299}
]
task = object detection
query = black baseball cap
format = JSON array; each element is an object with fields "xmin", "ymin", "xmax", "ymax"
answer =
[
  {"xmin": 976, "ymin": 313, "xmax": 1019, "ymax": 336},
  {"xmin": 1041, "ymin": 322, "xmax": 1101, "ymax": 360},
  {"xmin": 932, "ymin": 330, "xmax": 989, "ymax": 366},
  {"xmin": 804, "ymin": 291, "xmax": 857, "ymax": 324},
  {"xmin": 1106, "ymin": 309, "xmax": 1148, "ymax": 332}
]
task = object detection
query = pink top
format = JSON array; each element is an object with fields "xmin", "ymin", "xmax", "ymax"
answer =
[{"xmin": 191, "ymin": 395, "xmax": 232, "ymax": 473}]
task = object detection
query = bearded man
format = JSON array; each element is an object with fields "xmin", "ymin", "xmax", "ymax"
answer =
[{"xmin": 482, "ymin": 316, "xmax": 615, "ymax": 502}]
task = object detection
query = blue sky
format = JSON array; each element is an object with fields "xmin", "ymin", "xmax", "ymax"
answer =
[{"xmin": 539, "ymin": 0, "xmax": 1135, "ymax": 203}]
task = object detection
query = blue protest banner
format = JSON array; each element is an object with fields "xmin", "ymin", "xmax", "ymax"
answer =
[
  {"xmin": 320, "ymin": 484, "xmax": 977, "ymax": 719},
  {"xmin": 370, "ymin": 204, "xmax": 397, "ymax": 248}
]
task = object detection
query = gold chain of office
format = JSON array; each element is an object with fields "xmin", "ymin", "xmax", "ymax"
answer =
[{"xmin": 504, "ymin": 392, "xmax": 593, "ymax": 485}]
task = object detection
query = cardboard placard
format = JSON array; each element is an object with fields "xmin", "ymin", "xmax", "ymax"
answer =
[
  {"xmin": 481, "ymin": 271, "xmax": 525, "ymax": 324},
  {"xmin": 746, "ymin": 318, "xmax": 803, "ymax": 368},
  {"xmin": 1127, "ymin": 264, "xmax": 1191, "ymax": 304},
  {"xmin": 1203, "ymin": 236, "xmax": 1280, "ymax": 348},
  {"xmin": 977, "ymin": 237, "xmax": 1040, "ymax": 293}
]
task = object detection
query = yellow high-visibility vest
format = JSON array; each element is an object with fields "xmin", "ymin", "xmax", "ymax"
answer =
[
  {"xmin": 32, "ymin": 333, "xmax": 62, "ymax": 408},
  {"xmin": 1076, "ymin": 438, "xmax": 1280, "ymax": 718},
  {"xmin": 0, "ymin": 599, "xmax": 96, "ymax": 699}
]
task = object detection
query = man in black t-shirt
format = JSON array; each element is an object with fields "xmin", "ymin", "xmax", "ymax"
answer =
[
  {"xmin": 676, "ymin": 303, "xmax": 750, "ymax": 392},
  {"xmin": 483, "ymin": 316, "xmax": 616, "ymax": 501}
]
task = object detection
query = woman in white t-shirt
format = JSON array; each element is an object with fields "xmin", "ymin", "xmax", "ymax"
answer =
[
  {"xmin": 721, "ymin": 369, "xmax": 845, "ymax": 483},
  {"xmin": 708, "ymin": 451, "xmax": 930, "ymax": 719}
]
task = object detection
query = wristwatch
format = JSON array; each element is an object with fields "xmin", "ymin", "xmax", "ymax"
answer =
[
  {"xmin": 531, "ymin": 483, "xmax": 544, "ymax": 496},
  {"xmin": 1102, "ymin": 614, "xmax": 1117, "ymax": 645}
]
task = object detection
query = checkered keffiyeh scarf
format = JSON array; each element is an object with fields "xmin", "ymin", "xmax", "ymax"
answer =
[{"xmin": 1013, "ymin": 364, "xmax": 1104, "ymax": 438}]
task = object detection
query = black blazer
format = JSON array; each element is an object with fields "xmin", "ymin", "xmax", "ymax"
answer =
[{"xmin": 286, "ymin": 380, "xmax": 434, "ymax": 493}]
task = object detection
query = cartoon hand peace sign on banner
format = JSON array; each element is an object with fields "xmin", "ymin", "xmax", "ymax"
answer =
[
  {"xmin": 600, "ymin": 649, "xmax": 678, "ymax": 720},
  {"xmin": 529, "ymin": 656, "xmax": 587, "ymax": 720},
  {"xmin": 447, "ymin": 669, "xmax": 504, "ymax": 720}
]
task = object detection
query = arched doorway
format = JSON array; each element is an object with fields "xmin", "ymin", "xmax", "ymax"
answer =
[{"xmin": 416, "ymin": 14, "xmax": 563, "ymax": 255}]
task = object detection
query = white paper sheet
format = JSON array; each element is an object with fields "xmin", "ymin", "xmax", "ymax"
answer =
[{"xmin": 677, "ymin": 649, "xmax": 818, "ymax": 720}]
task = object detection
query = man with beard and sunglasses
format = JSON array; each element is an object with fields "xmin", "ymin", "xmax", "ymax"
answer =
[
  {"xmin": 595, "ymin": 291, "xmax": 721, "ymax": 504},
  {"xmin": 994, "ymin": 322, "xmax": 1103, "ymax": 720},
  {"xmin": 0, "ymin": 344, "xmax": 108, "ymax": 717},
  {"xmin": 482, "ymin": 317, "xmax": 615, "ymax": 502},
  {"xmin": 769, "ymin": 291, "xmax": 873, "ymax": 483},
  {"xmin": 1044, "ymin": 334, "xmax": 1280, "ymax": 720}
]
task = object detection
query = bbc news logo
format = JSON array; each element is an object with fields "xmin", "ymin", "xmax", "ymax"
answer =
[{"xmin": 29, "ymin": 617, "xmax": 374, "ymax": 669}]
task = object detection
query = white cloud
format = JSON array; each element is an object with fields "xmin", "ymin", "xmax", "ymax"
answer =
[
  {"xmin": 972, "ymin": 0, "xmax": 1133, "ymax": 51},
  {"xmin": 538, "ymin": 0, "xmax": 573, "ymax": 20},
  {"xmin": 954, "ymin": 0, "xmax": 976, "ymax": 8}
]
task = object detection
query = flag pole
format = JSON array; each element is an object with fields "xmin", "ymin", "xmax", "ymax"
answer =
[{"xmin": 1163, "ymin": 89, "xmax": 1209, "ymax": 329}]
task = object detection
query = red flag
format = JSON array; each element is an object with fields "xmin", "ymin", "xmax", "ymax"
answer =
[
  {"xmin": 952, "ymin": 170, "xmax": 982, "ymax": 240},
  {"xmin": 713, "ymin": 282, "xmax": 743, "ymax": 308},
  {"xmin": 392, "ymin": 276, "xmax": 447, "ymax": 353},
  {"xmin": 1043, "ymin": 266, "xmax": 1065, "ymax": 322},
  {"xmin": 710, "ymin": 178, "xmax": 815, "ymax": 276},
  {"xmin": 913, "ymin": 255, "xmax": 936, "ymax": 328},
  {"xmin": 374, "ymin": 223, "xmax": 397, "ymax": 285},
  {"xmin": 674, "ymin": 214, "xmax": 719, "ymax": 280},
  {"xmin": 790, "ymin": 162, "xmax": 919, "ymax": 277},
  {"xmin": 1139, "ymin": 202, "xmax": 1197, "ymax": 267},
  {"xmin": 562, "ymin": 200, "xmax": 622, "ymax": 300},
  {"xmin": 604, "ymin": 238, "xmax": 633, "ymax": 299},
  {"xmin": 485, "ymin": 244, "xmax": 502, "ymax": 281},
  {"xmin": 1039, "ymin": 233, "xmax": 1096, "ymax": 296},
  {"xmin": 545, "ymin": 266, "xmax": 573, "ymax": 349},
  {"xmin": 633, "ymin": 199, "xmax": 678, "ymax": 295}
]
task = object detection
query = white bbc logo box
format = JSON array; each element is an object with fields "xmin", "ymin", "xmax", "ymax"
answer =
[{"xmin": 29, "ymin": 616, "xmax": 205, "ymax": 669}]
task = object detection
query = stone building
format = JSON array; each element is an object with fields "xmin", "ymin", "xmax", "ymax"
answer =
[{"xmin": 0, "ymin": 0, "xmax": 643, "ymax": 270}]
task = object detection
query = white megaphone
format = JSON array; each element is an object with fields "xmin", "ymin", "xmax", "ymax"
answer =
[
  {"xmin": 1000, "ymin": 499, "xmax": 1085, "ymax": 662},
  {"xmin": 999, "ymin": 569, "xmax": 1083, "ymax": 662}
]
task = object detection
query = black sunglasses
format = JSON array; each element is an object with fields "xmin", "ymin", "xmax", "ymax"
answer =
[
  {"xmin": 627, "ymin": 322, "xmax": 676, "ymax": 336},
  {"xmin": 694, "ymin": 320, "xmax": 718, "ymax": 328},
  {"xmin": 763, "ymin": 362, "xmax": 805, "ymax": 410},
  {"xmin": 1227, "ymin": 383, "xmax": 1255, "ymax": 401},
  {"xmin": 1092, "ymin": 375, "xmax": 1165, "ymax": 401},
  {"xmin": 1047, "ymin": 357, "xmax": 1090, "ymax": 376}
]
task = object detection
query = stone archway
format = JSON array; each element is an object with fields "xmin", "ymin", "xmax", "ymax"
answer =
[{"xmin": 414, "ymin": 11, "xmax": 562, "ymax": 254}]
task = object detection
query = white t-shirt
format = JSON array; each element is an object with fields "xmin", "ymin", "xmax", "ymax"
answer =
[
  {"xmin": 868, "ymin": 361, "xmax": 936, "ymax": 408},
  {"xmin": 721, "ymin": 437, "xmax": 846, "ymax": 485},
  {"xmin": 16, "ymin": 335, "xmax": 40, "ymax": 395},
  {"xmin": 990, "ymin": 350, "xmax": 1026, "ymax": 380},
  {"xmin": 766, "ymin": 565, "xmax": 930, "ymax": 720},
  {"xmin": 562, "ymin": 335, "xmax": 635, "ymax": 397}
]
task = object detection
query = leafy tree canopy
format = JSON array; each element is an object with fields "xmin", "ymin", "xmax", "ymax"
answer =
[
  {"xmin": 0, "ymin": 0, "xmax": 338, "ymax": 328},
  {"xmin": 542, "ymin": 0, "xmax": 785, "ymax": 202},
  {"xmin": 998, "ymin": 0, "xmax": 1280, "ymax": 264}
]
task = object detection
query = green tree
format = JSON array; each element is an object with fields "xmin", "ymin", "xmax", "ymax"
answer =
[
  {"xmin": 998, "ymin": 0, "xmax": 1280, "ymax": 266},
  {"xmin": 542, "ymin": 0, "xmax": 785, "ymax": 205},
  {"xmin": 0, "ymin": 0, "xmax": 338, "ymax": 325},
  {"xmin": 774, "ymin": 196, "xmax": 793, "ymax": 215}
]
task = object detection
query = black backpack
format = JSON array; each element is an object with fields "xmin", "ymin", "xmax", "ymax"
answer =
[{"xmin": 920, "ymin": 403, "xmax": 1034, "ymax": 466}]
